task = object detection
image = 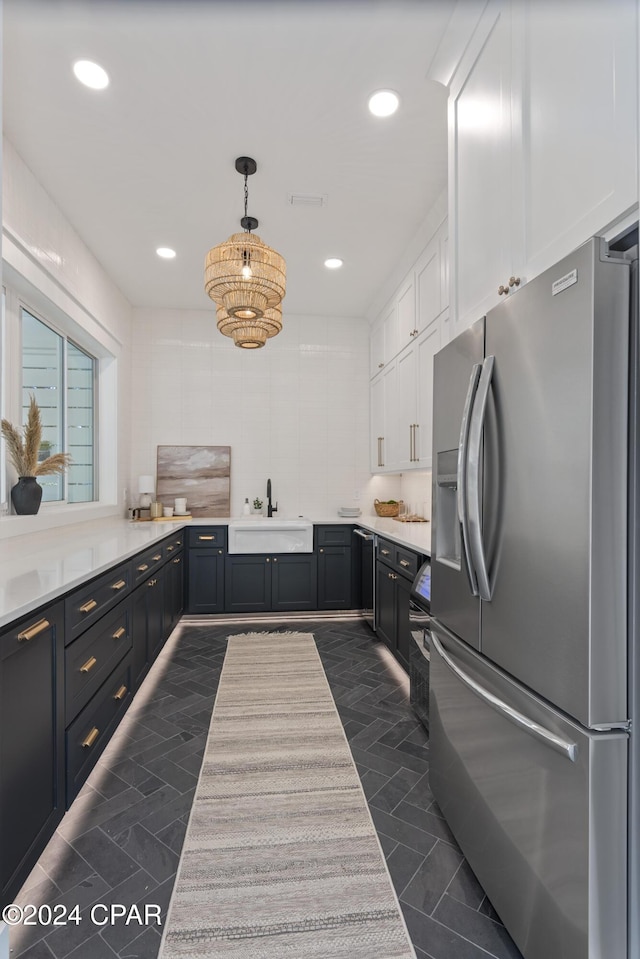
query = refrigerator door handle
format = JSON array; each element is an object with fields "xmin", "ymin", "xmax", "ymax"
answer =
[
  {"xmin": 431, "ymin": 632, "xmax": 578, "ymax": 762},
  {"xmin": 467, "ymin": 355, "xmax": 495, "ymax": 600},
  {"xmin": 457, "ymin": 363, "xmax": 482, "ymax": 595}
]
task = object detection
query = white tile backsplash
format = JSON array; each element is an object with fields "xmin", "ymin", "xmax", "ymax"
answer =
[{"xmin": 129, "ymin": 309, "xmax": 371, "ymax": 518}]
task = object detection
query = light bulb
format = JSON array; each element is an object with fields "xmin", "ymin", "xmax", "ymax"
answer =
[{"xmin": 242, "ymin": 265, "xmax": 252, "ymax": 279}]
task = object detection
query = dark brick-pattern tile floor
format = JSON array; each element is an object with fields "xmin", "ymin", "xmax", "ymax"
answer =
[{"xmin": 9, "ymin": 615, "xmax": 522, "ymax": 959}]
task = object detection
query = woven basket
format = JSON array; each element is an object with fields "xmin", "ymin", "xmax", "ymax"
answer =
[{"xmin": 374, "ymin": 499, "xmax": 403, "ymax": 518}]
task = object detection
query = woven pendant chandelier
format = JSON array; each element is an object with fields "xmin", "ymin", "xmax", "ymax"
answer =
[{"xmin": 205, "ymin": 157, "xmax": 286, "ymax": 348}]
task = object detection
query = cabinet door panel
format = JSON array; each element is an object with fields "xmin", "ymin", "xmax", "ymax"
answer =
[
  {"xmin": 1, "ymin": 604, "xmax": 64, "ymax": 906},
  {"xmin": 416, "ymin": 240, "xmax": 441, "ymax": 333},
  {"xmin": 225, "ymin": 556, "xmax": 270, "ymax": 612},
  {"xmin": 397, "ymin": 344, "xmax": 417, "ymax": 471},
  {"xmin": 396, "ymin": 276, "xmax": 416, "ymax": 352},
  {"xmin": 376, "ymin": 562, "xmax": 396, "ymax": 653},
  {"xmin": 450, "ymin": 0, "xmax": 516, "ymax": 333},
  {"xmin": 522, "ymin": 1, "xmax": 638, "ymax": 278},
  {"xmin": 415, "ymin": 322, "xmax": 441, "ymax": 468},
  {"xmin": 317, "ymin": 547, "xmax": 352, "ymax": 609},
  {"xmin": 187, "ymin": 549, "xmax": 225, "ymax": 613},
  {"xmin": 271, "ymin": 555, "xmax": 317, "ymax": 611}
]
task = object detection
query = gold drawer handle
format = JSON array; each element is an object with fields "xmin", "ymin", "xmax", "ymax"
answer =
[
  {"xmin": 399, "ymin": 559, "xmax": 410, "ymax": 568},
  {"xmin": 79, "ymin": 599, "xmax": 97, "ymax": 614},
  {"xmin": 166, "ymin": 545, "xmax": 174, "ymax": 552},
  {"xmin": 17, "ymin": 618, "xmax": 50, "ymax": 642},
  {"xmin": 82, "ymin": 727, "xmax": 99, "ymax": 748},
  {"xmin": 137, "ymin": 563, "xmax": 149, "ymax": 572},
  {"xmin": 80, "ymin": 656, "xmax": 97, "ymax": 674},
  {"xmin": 152, "ymin": 554, "xmax": 162, "ymax": 561},
  {"xmin": 198, "ymin": 535, "xmax": 214, "ymax": 541},
  {"xmin": 381, "ymin": 549, "xmax": 390, "ymax": 556},
  {"xmin": 173, "ymin": 558, "xmax": 181, "ymax": 564},
  {"xmin": 112, "ymin": 627, "xmax": 126, "ymax": 641},
  {"xmin": 111, "ymin": 579, "xmax": 127, "ymax": 591},
  {"xmin": 113, "ymin": 685, "xmax": 128, "ymax": 702},
  {"xmin": 148, "ymin": 578, "xmax": 157, "ymax": 587}
]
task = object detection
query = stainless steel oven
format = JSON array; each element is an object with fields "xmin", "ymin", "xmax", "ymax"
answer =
[
  {"xmin": 409, "ymin": 559, "xmax": 431, "ymax": 731},
  {"xmin": 353, "ymin": 528, "xmax": 375, "ymax": 631}
]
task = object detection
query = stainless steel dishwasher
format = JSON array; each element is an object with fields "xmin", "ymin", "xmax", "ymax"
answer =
[{"xmin": 353, "ymin": 527, "xmax": 375, "ymax": 631}]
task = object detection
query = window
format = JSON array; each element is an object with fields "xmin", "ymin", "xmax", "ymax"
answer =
[{"xmin": 21, "ymin": 308, "xmax": 97, "ymax": 503}]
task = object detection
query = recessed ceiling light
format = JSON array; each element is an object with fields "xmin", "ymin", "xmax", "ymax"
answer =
[
  {"xmin": 368, "ymin": 89, "xmax": 400, "ymax": 118},
  {"xmin": 73, "ymin": 60, "xmax": 109, "ymax": 90},
  {"xmin": 324, "ymin": 258, "xmax": 343, "ymax": 270},
  {"xmin": 156, "ymin": 247, "xmax": 176, "ymax": 259}
]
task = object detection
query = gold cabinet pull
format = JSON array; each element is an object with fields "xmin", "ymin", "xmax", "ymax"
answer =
[
  {"xmin": 148, "ymin": 578, "xmax": 157, "ymax": 587},
  {"xmin": 381, "ymin": 548, "xmax": 390, "ymax": 556},
  {"xmin": 79, "ymin": 599, "xmax": 97, "ymax": 614},
  {"xmin": 198, "ymin": 535, "xmax": 214, "ymax": 541},
  {"xmin": 266, "ymin": 557, "xmax": 270, "ymax": 563},
  {"xmin": 113, "ymin": 685, "xmax": 128, "ymax": 701},
  {"xmin": 152, "ymin": 554, "xmax": 162, "ymax": 561},
  {"xmin": 137, "ymin": 563, "xmax": 149, "ymax": 572},
  {"xmin": 112, "ymin": 627, "xmax": 126, "ymax": 641},
  {"xmin": 173, "ymin": 558, "xmax": 181, "ymax": 564},
  {"xmin": 166, "ymin": 545, "xmax": 174, "ymax": 552},
  {"xmin": 82, "ymin": 727, "xmax": 99, "ymax": 748},
  {"xmin": 17, "ymin": 618, "xmax": 50, "ymax": 642},
  {"xmin": 111, "ymin": 579, "xmax": 126, "ymax": 591},
  {"xmin": 400, "ymin": 559, "xmax": 410, "ymax": 568},
  {"xmin": 80, "ymin": 655, "xmax": 97, "ymax": 674},
  {"xmin": 218, "ymin": 549, "xmax": 223, "ymax": 555}
]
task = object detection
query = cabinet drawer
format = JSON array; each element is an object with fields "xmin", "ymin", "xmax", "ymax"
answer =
[
  {"xmin": 315, "ymin": 525, "xmax": 353, "ymax": 547},
  {"xmin": 377, "ymin": 537, "xmax": 421, "ymax": 579},
  {"xmin": 395, "ymin": 546, "xmax": 419, "ymax": 578},
  {"xmin": 65, "ymin": 561, "xmax": 132, "ymax": 643},
  {"xmin": 188, "ymin": 527, "xmax": 227, "ymax": 549},
  {"xmin": 65, "ymin": 601, "xmax": 132, "ymax": 724},
  {"xmin": 132, "ymin": 544, "xmax": 165, "ymax": 585},
  {"xmin": 66, "ymin": 653, "xmax": 133, "ymax": 803},
  {"xmin": 163, "ymin": 531, "xmax": 184, "ymax": 556}
]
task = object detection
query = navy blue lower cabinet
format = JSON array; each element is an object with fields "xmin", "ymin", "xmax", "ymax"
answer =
[
  {"xmin": 0, "ymin": 602, "xmax": 65, "ymax": 909},
  {"xmin": 317, "ymin": 546, "xmax": 352, "ymax": 608},
  {"xmin": 225, "ymin": 556, "xmax": 271, "ymax": 612},
  {"xmin": 164, "ymin": 550, "xmax": 184, "ymax": 637},
  {"xmin": 225, "ymin": 554, "xmax": 317, "ymax": 612},
  {"xmin": 186, "ymin": 547, "xmax": 225, "ymax": 613},
  {"xmin": 271, "ymin": 554, "xmax": 317, "ymax": 611}
]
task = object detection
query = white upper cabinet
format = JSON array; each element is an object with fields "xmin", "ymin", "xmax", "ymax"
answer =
[
  {"xmin": 449, "ymin": 0, "xmax": 519, "ymax": 336},
  {"xmin": 368, "ymin": 217, "xmax": 448, "ymax": 473},
  {"xmin": 519, "ymin": 1, "xmax": 638, "ymax": 280},
  {"xmin": 443, "ymin": 0, "xmax": 638, "ymax": 336}
]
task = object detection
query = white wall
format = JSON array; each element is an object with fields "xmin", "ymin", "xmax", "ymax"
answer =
[
  {"xmin": 1, "ymin": 138, "xmax": 133, "ymax": 537},
  {"xmin": 129, "ymin": 308, "xmax": 376, "ymax": 519}
]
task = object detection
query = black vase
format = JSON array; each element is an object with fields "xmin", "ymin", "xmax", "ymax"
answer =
[{"xmin": 11, "ymin": 476, "xmax": 43, "ymax": 515}]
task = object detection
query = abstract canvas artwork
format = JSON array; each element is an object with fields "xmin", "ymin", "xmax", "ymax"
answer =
[{"xmin": 156, "ymin": 446, "xmax": 231, "ymax": 517}]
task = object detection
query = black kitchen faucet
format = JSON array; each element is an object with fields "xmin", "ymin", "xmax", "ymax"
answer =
[{"xmin": 266, "ymin": 478, "xmax": 278, "ymax": 517}]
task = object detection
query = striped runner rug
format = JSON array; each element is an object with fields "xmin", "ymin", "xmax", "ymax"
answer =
[{"xmin": 159, "ymin": 631, "xmax": 416, "ymax": 958}]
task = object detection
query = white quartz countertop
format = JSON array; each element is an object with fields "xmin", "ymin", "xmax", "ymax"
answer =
[{"xmin": 0, "ymin": 514, "xmax": 430, "ymax": 629}]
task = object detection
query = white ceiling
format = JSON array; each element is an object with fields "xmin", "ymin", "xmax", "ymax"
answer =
[{"xmin": 2, "ymin": 0, "xmax": 451, "ymax": 318}]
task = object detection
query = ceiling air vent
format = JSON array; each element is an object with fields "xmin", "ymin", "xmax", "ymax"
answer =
[{"xmin": 288, "ymin": 193, "xmax": 328, "ymax": 208}]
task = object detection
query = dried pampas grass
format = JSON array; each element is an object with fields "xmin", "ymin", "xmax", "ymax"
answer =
[{"xmin": 1, "ymin": 395, "xmax": 72, "ymax": 477}]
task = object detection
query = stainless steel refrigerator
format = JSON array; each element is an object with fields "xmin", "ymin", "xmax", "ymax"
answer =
[{"xmin": 430, "ymin": 235, "xmax": 639, "ymax": 959}]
